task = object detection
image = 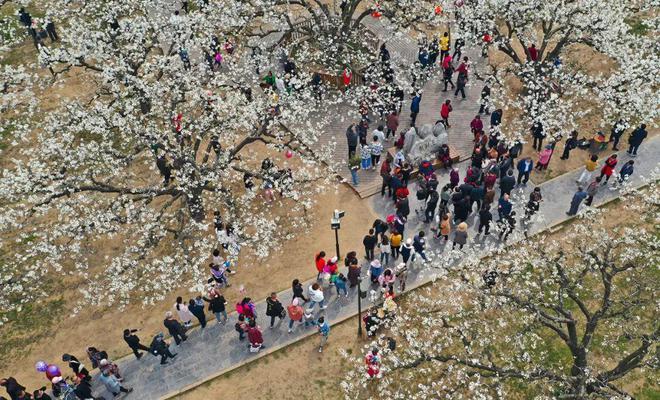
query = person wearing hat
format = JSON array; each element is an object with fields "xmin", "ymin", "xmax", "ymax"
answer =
[
  {"xmin": 149, "ymin": 333, "xmax": 177, "ymax": 365},
  {"xmin": 411, "ymin": 231, "xmax": 428, "ymax": 263},
  {"xmin": 32, "ymin": 386, "xmax": 52, "ymax": 400},
  {"xmin": 98, "ymin": 368, "xmax": 132, "ymax": 397},
  {"xmin": 0, "ymin": 377, "xmax": 26, "ymax": 400},
  {"xmin": 452, "ymin": 222, "xmax": 468, "ymax": 250},
  {"xmin": 123, "ymin": 328, "xmax": 150, "ymax": 359},
  {"xmin": 99, "ymin": 359, "xmax": 122, "ymax": 381}
]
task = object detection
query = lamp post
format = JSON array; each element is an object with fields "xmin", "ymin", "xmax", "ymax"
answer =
[{"xmin": 330, "ymin": 209, "xmax": 345, "ymax": 259}]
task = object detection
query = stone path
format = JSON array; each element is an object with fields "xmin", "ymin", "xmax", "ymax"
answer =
[
  {"xmin": 324, "ymin": 19, "xmax": 485, "ymax": 198},
  {"xmin": 88, "ymin": 137, "xmax": 659, "ymax": 399}
]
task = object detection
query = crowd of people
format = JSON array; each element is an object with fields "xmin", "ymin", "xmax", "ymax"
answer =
[{"xmin": 3, "ymin": 12, "xmax": 653, "ymax": 400}]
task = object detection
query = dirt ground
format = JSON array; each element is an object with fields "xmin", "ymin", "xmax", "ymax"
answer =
[{"xmin": 178, "ymin": 315, "xmax": 361, "ymax": 400}]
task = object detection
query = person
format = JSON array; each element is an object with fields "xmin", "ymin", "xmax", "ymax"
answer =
[
  {"xmin": 598, "ymin": 154, "xmax": 618, "ymax": 184},
  {"xmin": 370, "ymin": 136, "xmax": 383, "ymax": 169},
  {"xmin": 585, "ymin": 177, "xmax": 601, "ymax": 206},
  {"xmin": 287, "ymin": 298, "xmax": 304, "ymax": 333},
  {"xmin": 479, "ymin": 84, "xmax": 491, "ymax": 115},
  {"xmin": 410, "ymin": 92, "xmax": 421, "ymax": 126},
  {"xmin": 360, "ymin": 142, "xmax": 372, "ymax": 170},
  {"xmin": 440, "ymin": 99, "xmax": 452, "ymax": 128},
  {"xmin": 411, "ymin": 231, "xmax": 428, "ymax": 262},
  {"xmin": 156, "ymin": 154, "xmax": 172, "ymax": 186},
  {"xmin": 45, "ymin": 18, "xmax": 58, "ymax": 42},
  {"xmin": 560, "ymin": 131, "xmax": 578, "ymax": 160},
  {"xmin": 32, "ymin": 387, "xmax": 52, "ymax": 400},
  {"xmin": 567, "ymin": 187, "xmax": 588, "ymax": 216},
  {"xmin": 307, "ymin": 283, "xmax": 326, "ymax": 311},
  {"xmin": 291, "ymin": 278, "xmax": 308, "ymax": 303},
  {"xmin": 627, "ymin": 124, "xmax": 647, "ymax": 156},
  {"xmin": 452, "ymin": 222, "xmax": 468, "ymax": 250},
  {"xmin": 163, "ymin": 311, "xmax": 187, "ymax": 345},
  {"xmin": 453, "ymin": 37, "xmax": 465, "ymax": 60},
  {"xmin": 499, "ymin": 170, "xmax": 515, "ymax": 197},
  {"xmin": 315, "ymin": 251, "xmax": 326, "ymax": 280},
  {"xmin": 436, "ymin": 213, "xmax": 451, "ymax": 240},
  {"xmin": 527, "ymin": 43, "xmax": 538, "ymax": 61},
  {"xmin": 188, "ymin": 298, "xmax": 207, "ymax": 328},
  {"xmin": 470, "ymin": 115, "xmax": 483, "ymax": 136},
  {"xmin": 365, "ymin": 348, "xmax": 381, "ymax": 378},
  {"xmin": 369, "ymin": 259, "xmax": 383, "ymax": 283},
  {"xmin": 386, "ymin": 110, "xmax": 399, "ymax": 139},
  {"xmin": 99, "ymin": 358, "xmax": 122, "ymax": 381},
  {"xmin": 150, "ymin": 333, "xmax": 177, "ymax": 364},
  {"xmin": 235, "ymin": 315, "xmax": 248, "ymax": 341},
  {"xmin": 577, "ymin": 155, "xmax": 599, "ymax": 185},
  {"xmin": 425, "ymin": 188, "xmax": 439, "ymax": 223},
  {"xmin": 174, "ymin": 296, "xmax": 193, "ymax": 328},
  {"xmin": 531, "ymin": 123, "xmax": 545, "ymax": 151},
  {"xmin": 378, "ymin": 235, "xmax": 391, "ymax": 265},
  {"xmin": 498, "ymin": 194, "xmax": 512, "ymax": 220},
  {"xmin": 334, "ymin": 273, "xmax": 348, "ymax": 297},
  {"xmin": 341, "ymin": 65, "xmax": 352, "ymax": 89},
  {"xmin": 524, "ymin": 187, "xmax": 543, "ymax": 220},
  {"xmin": 478, "ymin": 206, "xmax": 492, "ymax": 235},
  {"xmin": 62, "ymin": 353, "xmax": 90, "ymax": 380},
  {"xmin": 442, "ymin": 59, "xmax": 455, "ymax": 91},
  {"xmin": 535, "ymin": 145, "xmax": 553, "ymax": 171},
  {"xmin": 246, "ymin": 320, "xmax": 265, "ymax": 351},
  {"xmin": 98, "ymin": 369, "xmax": 132, "ymax": 397},
  {"xmin": 346, "ymin": 124, "xmax": 358, "ymax": 159},
  {"xmin": 363, "ymin": 229, "xmax": 377, "ymax": 260},
  {"xmin": 265, "ymin": 292, "xmax": 284, "ymax": 328},
  {"xmin": 490, "ymin": 108, "xmax": 502, "ymax": 127},
  {"xmin": 498, "ymin": 211, "xmax": 516, "ymax": 241},
  {"xmin": 609, "ymin": 119, "xmax": 626, "ymax": 150},
  {"xmin": 204, "ymin": 290, "xmax": 227, "ymax": 324},
  {"xmin": 123, "ymin": 328, "xmax": 150, "ymax": 359},
  {"xmin": 1, "ymin": 377, "xmax": 25, "ymax": 400},
  {"xmin": 317, "ymin": 316, "xmax": 330, "ymax": 353},
  {"xmin": 347, "ymin": 254, "xmax": 361, "ymax": 288},
  {"xmin": 379, "ymin": 158, "xmax": 392, "ymax": 196},
  {"xmin": 455, "ymin": 66, "xmax": 468, "ymax": 99},
  {"xmin": 439, "ymin": 32, "xmax": 450, "ymax": 60},
  {"xmin": 618, "ymin": 160, "xmax": 634, "ymax": 183},
  {"xmin": 516, "ymin": 157, "xmax": 534, "ymax": 185}
]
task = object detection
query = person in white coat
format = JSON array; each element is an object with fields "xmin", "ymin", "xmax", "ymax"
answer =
[{"xmin": 174, "ymin": 296, "xmax": 194, "ymax": 327}]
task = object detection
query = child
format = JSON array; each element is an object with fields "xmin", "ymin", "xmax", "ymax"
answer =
[
  {"xmin": 303, "ymin": 309, "xmax": 317, "ymax": 328},
  {"xmin": 378, "ymin": 235, "xmax": 391, "ymax": 265},
  {"xmin": 369, "ymin": 259, "xmax": 383, "ymax": 284},
  {"xmin": 335, "ymin": 273, "xmax": 348, "ymax": 297},
  {"xmin": 360, "ymin": 143, "xmax": 372, "ymax": 170},
  {"xmin": 317, "ymin": 316, "xmax": 330, "ymax": 353}
]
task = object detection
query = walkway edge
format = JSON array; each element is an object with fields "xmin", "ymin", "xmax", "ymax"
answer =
[{"xmin": 158, "ymin": 178, "xmax": 654, "ymax": 400}]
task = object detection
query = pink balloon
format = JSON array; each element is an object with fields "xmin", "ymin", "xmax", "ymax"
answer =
[
  {"xmin": 45, "ymin": 364, "xmax": 61, "ymax": 379},
  {"xmin": 285, "ymin": 150, "xmax": 293, "ymax": 159}
]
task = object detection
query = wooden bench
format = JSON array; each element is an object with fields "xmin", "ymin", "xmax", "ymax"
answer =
[{"xmin": 386, "ymin": 145, "xmax": 460, "ymax": 178}]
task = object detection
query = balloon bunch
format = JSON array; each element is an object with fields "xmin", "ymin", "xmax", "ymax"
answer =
[{"xmin": 35, "ymin": 361, "xmax": 62, "ymax": 380}]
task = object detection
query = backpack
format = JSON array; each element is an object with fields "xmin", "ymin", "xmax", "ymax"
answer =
[{"xmin": 288, "ymin": 304, "xmax": 303, "ymax": 321}]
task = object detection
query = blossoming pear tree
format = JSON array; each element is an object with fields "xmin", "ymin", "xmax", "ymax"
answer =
[
  {"xmin": 0, "ymin": 0, "xmax": 367, "ymax": 311},
  {"xmin": 452, "ymin": 0, "xmax": 658, "ymax": 142},
  {"xmin": 342, "ymin": 182, "xmax": 659, "ymax": 399}
]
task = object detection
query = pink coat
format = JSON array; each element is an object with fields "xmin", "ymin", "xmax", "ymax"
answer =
[{"xmin": 538, "ymin": 148, "xmax": 553, "ymax": 165}]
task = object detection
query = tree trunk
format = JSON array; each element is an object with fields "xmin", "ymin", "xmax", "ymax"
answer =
[{"xmin": 185, "ymin": 186, "xmax": 205, "ymax": 222}]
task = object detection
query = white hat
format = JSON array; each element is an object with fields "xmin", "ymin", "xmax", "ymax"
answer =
[
  {"xmin": 330, "ymin": 256, "xmax": 338, "ymax": 263},
  {"xmin": 99, "ymin": 359, "xmax": 109, "ymax": 366}
]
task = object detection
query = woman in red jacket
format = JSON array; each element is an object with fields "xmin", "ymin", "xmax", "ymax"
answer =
[
  {"xmin": 598, "ymin": 154, "xmax": 618, "ymax": 184},
  {"xmin": 315, "ymin": 251, "xmax": 326, "ymax": 280},
  {"xmin": 440, "ymin": 99, "xmax": 452, "ymax": 128}
]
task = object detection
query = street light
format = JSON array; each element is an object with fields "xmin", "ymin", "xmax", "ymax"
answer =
[
  {"xmin": 356, "ymin": 275, "xmax": 367, "ymax": 337},
  {"xmin": 330, "ymin": 209, "xmax": 345, "ymax": 259}
]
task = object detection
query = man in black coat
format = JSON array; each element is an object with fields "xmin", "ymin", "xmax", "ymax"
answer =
[
  {"xmin": 424, "ymin": 190, "xmax": 439, "ymax": 223},
  {"xmin": 346, "ymin": 124, "xmax": 358, "ymax": 159},
  {"xmin": 150, "ymin": 334, "xmax": 177, "ymax": 365},
  {"xmin": 163, "ymin": 312, "xmax": 187, "ymax": 345},
  {"xmin": 609, "ymin": 119, "xmax": 626, "ymax": 151},
  {"xmin": 627, "ymin": 124, "xmax": 647, "ymax": 156},
  {"xmin": 362, "ymin": 229, "xmax": 378, "ymax": 260},
  {"xmin": 499, "ymin": 170, "xmax": 516, "ymax": 198},
  {"xmin": 478, "ymin": 206, "xmax": 493, "ymax": 235},
  {"xmin": 124, "ymin": 328, "xmax": 150, "ymax": 359}
]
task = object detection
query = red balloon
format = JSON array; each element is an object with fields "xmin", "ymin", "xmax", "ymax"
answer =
[
  {"xmin": 434, "ymin": 6, "xmax": 442, "ymax": 15},
  {"xmin": 285, "ymin": 150, "xmax": 293, "ymax": 159}
]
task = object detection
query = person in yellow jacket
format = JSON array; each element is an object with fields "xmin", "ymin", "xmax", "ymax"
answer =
[
  {"xmin": 390, "ymin": 231, "xmax": 402, "ymax": 259},
  {"xmin": 440, "ymin": 31, "xmax": 450, "ymax": 60}
]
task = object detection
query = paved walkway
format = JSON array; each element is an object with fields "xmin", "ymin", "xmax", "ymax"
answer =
[
  {"xmin": 88, "ymin": 136, "xmax": 659, "ymax": 399},
  {"xmin": 320, "ymin": 20, "xmax": 485, "ymax": 198}
]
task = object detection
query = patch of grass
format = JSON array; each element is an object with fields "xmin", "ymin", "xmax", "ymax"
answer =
[
  {"xmin": 314, "ymin": 379, "xmax": 326, "ymax": 387},
  {"xmin": 0, "ymin": 297, "xmax": 65, "ymax": 369},
  {"xmin": 626, "ymin": 19, "xmax": 650, "ymax": 36}
]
